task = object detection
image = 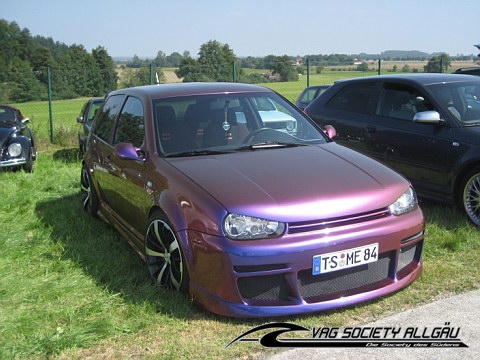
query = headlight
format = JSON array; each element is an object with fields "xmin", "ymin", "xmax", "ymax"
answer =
[
  {"xmin": 223, "ymin": 213, "xmax": 285, "ymax": 240},
  {"xmin": 286, "ymin": 120, "xmax": 295, "ymax": 131},
  {"xmin": 8, "ymin": 143, "xmax": 22, "ymax": 157},
  {"xmin": 389, "ymin": 187, "xmax": 417, "ymax": 215}
]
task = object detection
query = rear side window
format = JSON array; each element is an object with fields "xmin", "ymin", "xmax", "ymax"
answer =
[
  {"xmin": 94, "ymin": 94, "xmax": 124, "ymax": 143},
  {"xmin": 325, "ymin": 82, "xmax": 375, "ymax": 114}
]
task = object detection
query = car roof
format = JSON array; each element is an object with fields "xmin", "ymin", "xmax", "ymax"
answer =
[
  {"xmin": 334, "ymin": 73, "xmax": 480, "ymax": 86},
  {"xmin": 108, "ymin": 82, "xmax": 272, "ymax": 99}
]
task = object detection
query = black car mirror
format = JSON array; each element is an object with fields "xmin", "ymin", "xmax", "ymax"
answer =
[{"xmin": 77, "ymin": 116, "xmax": 84, "ymax": 124}]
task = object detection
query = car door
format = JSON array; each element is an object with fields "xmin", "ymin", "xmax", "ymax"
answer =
[
  {"xmin": 310, "ymin": 81, "xmax": 379, "ymax": 155},
  {"xmin": 103, "ymin": 95, "xmax": 149, "ymax": 236},
  {"xmin": 370, "ymin": 82, "xmax": 453, "ymax": 198}
]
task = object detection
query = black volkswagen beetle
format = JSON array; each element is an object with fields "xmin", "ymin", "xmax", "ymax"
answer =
[{"xmin": 0, "ymin": 105, "xmax": 36, "ymax": 172}]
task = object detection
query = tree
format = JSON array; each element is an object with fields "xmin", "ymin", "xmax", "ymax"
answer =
[
  {"xmin": 176, "ymin": 40, "xmax": 236, "ymax": 82},
  {"xmin": 272, "ymin": 55, "xmax": 298, "ymax": 82},
  {"xmin": 356, "ymin": 62, "xmax": 369, "ymax": 72},
  {"xmin": 424, "ymin": 53, "xmax": 451, "ymax": 73},
  {"xmin": 92, "ymin": 46, "xmax": 118, "ymax": 93}
]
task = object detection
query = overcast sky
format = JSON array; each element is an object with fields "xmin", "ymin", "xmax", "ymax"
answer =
[{"xmin": 2, "ymin": 0, "xmax": 479, "ymax": 58}]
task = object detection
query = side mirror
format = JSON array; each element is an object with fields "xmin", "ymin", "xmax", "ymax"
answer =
[
  {"xmin": 323, "ymin": 124, "xmax": 337, "ymax": 139},
  {"xmin": 114, "ymin": 143, "xmax": 145, "ymax": 161},
  {"xmin": 413, "ymin": 111, "xmax": 445, "ymax": 125},
  {"xmin": 21, "ymin": 117, "xmax": 30, "ymax": 124},
  {"xmin": 77, "ymin": 116, "xmax": 84, "ymax": 124}
]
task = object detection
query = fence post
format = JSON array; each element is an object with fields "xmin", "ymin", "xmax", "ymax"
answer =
[
  {"xmin": 47, "ymin": 67, "xmax": 54, "ymax": 143},
  {"xmin": 306, "ymin": 57, "xmax": 310, "ymax": 88},
  {"xmin": 232, "ymin": 62, "xmax": 237, "ymax": 82}
]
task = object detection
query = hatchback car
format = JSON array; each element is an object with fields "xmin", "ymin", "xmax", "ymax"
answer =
[
  {"xmin": 77, "ymin": 97, "xmax": 104, "ymax": 155},
  {"xmin": 296, "ymin": 85, "xmax": 331, "ymax": 110},
  {"xmin": 80, "ymin": 82, "xmax": 424, "ymax": 317},
  {"xmin": 305, "ymin": 73, "xmax": 480, "ymax": 226},
  {"xmin": 0, "ymin": 105, "xmax": 36, "ymax": 172}
]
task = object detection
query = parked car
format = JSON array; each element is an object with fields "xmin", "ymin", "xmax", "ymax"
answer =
[
  {"xmin": 453, "ymin": 67, "xmax": 480, "ymax": 76},
  {"xmin": 295, "ymin": 85, "xmax": 331, "ymax": 110},
  {"xmin": 253, "ymin": 96, "xmax": 297, "ymax": 133},
  {"xmin": 305, "ymin": 73, "xmax": 480, "ymax": 226},
  {"xmin": 0, "ymin": 105, "xmax": 36, "ymax": 172},
  {"xmin": 80, "ymin": 82, "xmax": 424, "ymax": 317},
  {"xmin": 77, "ymin": 97, "xmax": 103, "ymax": 155}
]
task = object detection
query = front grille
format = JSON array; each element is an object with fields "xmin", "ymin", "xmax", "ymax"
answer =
[
  {"xmin": 288, "ymin": 209, "xmax": 390, "ymax": 234},
  {"xmin": 298, "ymin": 251, "xmax": 393, "ymax": 302},
  {"xmin": 237, "ymin": 242, "xmax": 422, "ymax": 304}
]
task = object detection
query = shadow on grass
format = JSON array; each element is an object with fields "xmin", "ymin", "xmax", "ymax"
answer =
[
  {"xmin": 52, "ymin": 147, "xmax": 82, "ymax": 163},
  {"xmin": 35, "ymin": 193, "xmax": 200, "ymax": 319}
]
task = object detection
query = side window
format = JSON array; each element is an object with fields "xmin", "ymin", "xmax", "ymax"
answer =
[
  {"xmin": 377, "ymin": 84, "xmax": 433, "ymax": 120},
  {"xmin": 114, "ymin": 96, "xmax": 145, "ymax": 147},
  {"xmin": 94, "ymin": 95, "xmax": 124, "ymax": 143},
  {"xmin": 325, "ymin": 82, "xmax": 375, "ymax": 114}
]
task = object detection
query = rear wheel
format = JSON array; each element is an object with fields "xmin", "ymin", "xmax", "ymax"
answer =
[
  {"xmin": 461, "ymin": 167, "xmax": 480, "ymax": 227},
  {"xmin": 145, "ymin": 211, "xmax": 189, "ymax": 294},
  {"xmin": 80, "ymin": 164, "xmax": 99, "ymax": 216}
]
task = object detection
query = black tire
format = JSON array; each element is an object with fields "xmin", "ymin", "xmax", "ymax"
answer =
[
  {"xmin": 145, "ymin": 211, "xmax": 189, "ymax": 294},
  {"xmin": 461, "ymin": 167, "xmax": 480, "ymax": 227},
  {"xmin": 23, "ymin": 149, "xmax": 33, "ymax": 173},
  {"xmin": 80, "ymin": 164, "xmax": 99, "ymax": 216}
]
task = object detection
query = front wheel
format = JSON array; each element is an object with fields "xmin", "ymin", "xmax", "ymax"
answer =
[
  {"xmin": 145, "ymin": 212, "xmax": 189, "ymax": 294},
  {"xmin": 461, "ymin": 167, "xmax": 480, "ymax": 226}
]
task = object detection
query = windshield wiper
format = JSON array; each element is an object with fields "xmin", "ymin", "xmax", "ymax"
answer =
[
  {"xmin": 235, "ymin": 142, "xmax": 305, "ymax": 151},
  {"xmin": 165, "ymin": 149, "xmax": 233, "ymax": 157}
]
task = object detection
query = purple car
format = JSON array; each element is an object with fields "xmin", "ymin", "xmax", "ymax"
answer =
[{"xmin": 80, "ymin": 82, "xmax": 425, "ymax": 317}]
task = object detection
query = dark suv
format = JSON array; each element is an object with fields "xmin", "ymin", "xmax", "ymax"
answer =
[{"xmin": 305, "ymin": 73, "xmax": 480, "ymax": 226}]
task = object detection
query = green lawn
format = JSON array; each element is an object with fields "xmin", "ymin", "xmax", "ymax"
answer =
[{"xmin": 1, "ymin": 75, "xmax": 479, "ymax": 359}]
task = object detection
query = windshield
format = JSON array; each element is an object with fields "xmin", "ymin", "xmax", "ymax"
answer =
[
  {"xmin": 429, "ymin": 80, "xmax": 480, "ymax": 125},
  {"xmin": 152, "ymin": 91, "xmax": 327, "ymax": 156}
]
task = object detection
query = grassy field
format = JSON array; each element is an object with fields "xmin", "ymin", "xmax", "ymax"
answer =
[{"xmin": 1, "ymin": 73, "xmax": 479, "ymax": 359}]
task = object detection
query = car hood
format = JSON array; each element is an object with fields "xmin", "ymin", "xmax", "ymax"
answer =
[{"xmin": 166, "ymin": 143, "xmax": 408, "ymax": 222}]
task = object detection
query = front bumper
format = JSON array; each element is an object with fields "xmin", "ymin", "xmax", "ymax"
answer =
[{"xmin": 183, "ymin": 207, "xmax": 425, "ymax": 317}]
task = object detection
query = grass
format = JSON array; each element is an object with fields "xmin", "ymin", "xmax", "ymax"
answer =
[{"xmin": 1, "ymin": 72, "xmax": 479, "ymax": 359}]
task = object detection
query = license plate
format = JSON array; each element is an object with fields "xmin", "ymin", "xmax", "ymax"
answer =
[{"xmin": 312, "ymin": 243, "xmax": 379, "ymax": 275}]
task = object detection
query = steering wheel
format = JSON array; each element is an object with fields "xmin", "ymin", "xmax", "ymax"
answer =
[{"xmin": 243, "ymin": 128, "xmax": 279, "ymax": 144}]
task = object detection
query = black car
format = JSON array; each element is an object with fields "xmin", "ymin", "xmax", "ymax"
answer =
[
  {"xmin": 77, "ymin": 97, "xmax": 103, "ymax": 155},
  {"xmin": 305, "ymin": 73, "xmax": 480, "ymax": 226},
  {"xmin": 295, "ymin": 85, "xmax": 331, "ymax": 110},
  {"xmin": 0, "ymin": 105, "xmax": 36, "ymax": 172}
]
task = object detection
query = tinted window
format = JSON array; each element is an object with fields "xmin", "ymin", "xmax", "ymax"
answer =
[
  {"xmin": 376, "ymin": 83, "xmax": 434, "ymax": 120},
  {"xmin": 114, "ymin": 96, "xmax": 145, "ymax": 147},
  {"xmin": 94, "ymin": 94, "xmax": 124, "ymax": 143},
  {"xmin": 325, "ymin": 82, "xmax": 375, "ymax": 114}
]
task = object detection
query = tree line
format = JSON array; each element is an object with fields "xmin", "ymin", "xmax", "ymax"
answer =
[{"xmin": 0, "ymin": 19, "xmax": 474, "ymax": 103}]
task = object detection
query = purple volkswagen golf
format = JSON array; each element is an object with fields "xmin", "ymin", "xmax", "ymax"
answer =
[{"xmin": 81, "ymin": 82, "xmax": 425, "ymax": 317}]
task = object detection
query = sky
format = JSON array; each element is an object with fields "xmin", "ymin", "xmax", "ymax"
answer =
[{"xmin": 2, "ymin": 0, "xmax": 480, "ymax": 59}]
